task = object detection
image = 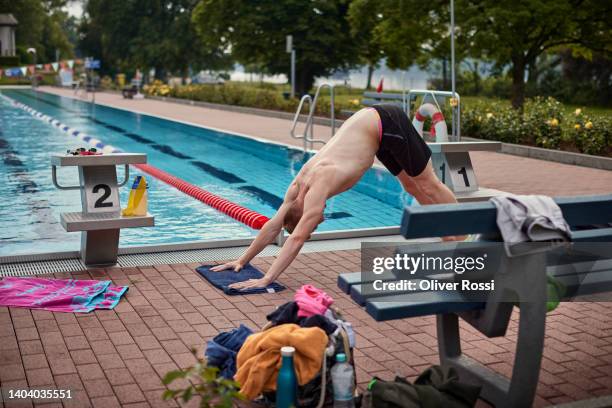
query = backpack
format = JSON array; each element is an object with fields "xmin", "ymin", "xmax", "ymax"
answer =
[{"xmin": 261, "ymin": 307, "xmax": 356, "ymax": 407}]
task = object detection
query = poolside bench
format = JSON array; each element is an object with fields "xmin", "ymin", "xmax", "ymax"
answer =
[
  {"xmin": 51, "ymin": 153, "xmax": 154, "ymax": 266},
  {"xmin": 338, "ymin": 194, "xmax": 612, "ymax": 408}
]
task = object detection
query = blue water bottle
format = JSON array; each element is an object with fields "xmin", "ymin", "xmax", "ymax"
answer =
[{"xmin": 276, "ymin": 346, "xmax": 297, "ymax": 408}]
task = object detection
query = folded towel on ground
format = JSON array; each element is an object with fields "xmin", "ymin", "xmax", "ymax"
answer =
[
  {"xmin": 195, "ymin": 264, "xmax": 285, "ymax": 295},
  {"xmin": 0, "ymin": 277, "xmax": 128, "ymax": 313}
]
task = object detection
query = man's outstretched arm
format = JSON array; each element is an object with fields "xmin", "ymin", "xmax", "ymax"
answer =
[
  {"xmin": 211, "ymin": 183, "xmax": 299, "ymax": 273},
  {"xmin": 210, "ymin": 204, "xmax": 287, "ymax": 272},
  {"xmin": 229, "ymin": 188, "xmax": 326, "ymax": 289}
]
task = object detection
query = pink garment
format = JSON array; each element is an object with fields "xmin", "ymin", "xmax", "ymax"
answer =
[
  {"xmin": 0, "ymin": 277, "xmax": 128, "ymax": 313},
  {"xmin": 294, "ymin": 284, "xmax": 334, "ymax": 318}
]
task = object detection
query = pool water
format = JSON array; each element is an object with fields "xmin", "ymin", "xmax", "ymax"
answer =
[{"xmin": 0, "ymin": 89, "xmax": 408, "ymax": 256}]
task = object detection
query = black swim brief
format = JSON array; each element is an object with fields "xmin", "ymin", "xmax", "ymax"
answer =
[{"xmin": 371, "ymin": 103, "xmax": 432, "ymax": 177}]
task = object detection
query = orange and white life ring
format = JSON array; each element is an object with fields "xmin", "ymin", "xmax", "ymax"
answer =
[{"xmin": 412, "ymin": 103, "xmax": 449, "ymax": 142}]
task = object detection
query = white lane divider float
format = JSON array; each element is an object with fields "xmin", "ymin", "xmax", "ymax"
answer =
[{"xmin": 1, "ymin": 94, "xmax": 120, "ymax": 154}]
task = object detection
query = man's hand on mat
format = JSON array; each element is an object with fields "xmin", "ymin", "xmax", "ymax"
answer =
[
  {"xmin": 229, "ymin": 277, "xmax": 271, "ymax": 290},
  {"xmin": 211, "ymin": 261, "xmax": 244, "ymax": 272}
]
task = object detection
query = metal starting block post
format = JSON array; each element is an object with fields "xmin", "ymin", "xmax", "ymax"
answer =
[
  {"xmin": 429, "ymin": 141, "xmax": 504, "ymax": 202},
  {"xmin": 51, "ymin": 153, "xmax": 154, "ymax": 266}
]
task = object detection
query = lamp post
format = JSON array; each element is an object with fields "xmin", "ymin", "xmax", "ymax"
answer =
[
  {"xmin": 27, "ymin": 48, "xmax": 37, "ymax": 88},
  {"xmin": 450, "ymin": 0, "xmax": 457, "ymax": 140},
  {"xmin": 286, "ymin": 35, "xmax": 296, "ymax": 98}
]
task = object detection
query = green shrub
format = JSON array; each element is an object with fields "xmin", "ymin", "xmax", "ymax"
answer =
[
  {"xmin": 462, "ymin": 96, "xmax": 610, "ymax": 156},
  {"xmin": 161, "ymin": 83, "xmax": 350, "ymax": 116},
  {"xmin": 144, "ymin": 80, "xmax": 172, "ymax": 96},
  {"xmin": 162, "ymin": 351, "xmax": 244, "ymax": 408},
  {"xmin": 523, "ymin": 97, "xmax": 565, "ymax": 149},
  {"xmin": 567, "ymin": 109, "xmax": 612, "ymax": 156},
  {"xmin": 0, "ymin": 77, "xmax": 30, "ymax": 85},
  {"xmin": 0, "ymin": 56, "xmax": 20, "ymax": 67}
]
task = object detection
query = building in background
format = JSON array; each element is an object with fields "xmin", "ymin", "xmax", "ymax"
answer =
[{"xmin": 0, "ymin": 14, "xmax": 18, "ymax": 57}]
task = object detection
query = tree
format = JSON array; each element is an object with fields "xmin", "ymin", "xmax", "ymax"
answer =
[
  {"xmin": 354, "ymin": 0, "xmax": 441, "ymax": 71},
  {"xmin": 192, "ymin": 0, "xmax": 360, "ymax": 95},
  {"xmin": 455, "ymin": 0, "xmax": 612, "ymax": 108},
  {"xmin": 79, "ymin": 0, "xmax": 232, "ymax": 78},
  {"xmin": 348, "ymin": 0, "xmax": 473, "ymax": 91},
  {"xmin": 0, "ymin": 0, "xmax": 74, "ymax": 63},
  {"xmin": 347, "ymin": 0, "xmax": 383, "ymax": 89}
]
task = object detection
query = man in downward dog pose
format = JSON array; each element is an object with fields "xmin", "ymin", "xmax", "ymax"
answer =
[{"xmin": 212, "ymin": 104, "xmax": 460, "ymax": 289}]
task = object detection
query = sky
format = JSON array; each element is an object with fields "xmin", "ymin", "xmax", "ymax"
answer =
[{"xmin": 66, "ymin": 1, "xmax": 83, "ymax": 18}]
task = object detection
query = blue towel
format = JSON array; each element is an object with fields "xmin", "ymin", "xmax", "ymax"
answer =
[
  {"xmin": 195, "ymin": 263, "xmax": 286, "ymax": 295},
  {"xmin": 205, "ymin": 324, "xmax": 253, "ymax": 379}
]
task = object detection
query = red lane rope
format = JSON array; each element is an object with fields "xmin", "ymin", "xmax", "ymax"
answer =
[{"xmin": 134, "ymin": 163, "xmax": 270, "ymax": 230}]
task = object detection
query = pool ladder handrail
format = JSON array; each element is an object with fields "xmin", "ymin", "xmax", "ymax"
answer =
[{"xmin": 289, "ymin": 83, "xmax": 336, "ymax": 151}]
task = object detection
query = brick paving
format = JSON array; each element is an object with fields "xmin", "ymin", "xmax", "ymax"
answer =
[
  {"xmin": 0, "ymin": 87, "xmax": 609, "ymax": 407},
  {"xmin": 1, "ymin": 257, "xmax": 611, "ymax": 407}
]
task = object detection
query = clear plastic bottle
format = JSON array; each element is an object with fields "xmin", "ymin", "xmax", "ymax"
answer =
[
  {"xmin": 331, "ymin": 353, "xmax": 355, "ymax": 408},
  {"xmin": 276, "ymin": 346, "xmax": 297, "ymax": 408}
]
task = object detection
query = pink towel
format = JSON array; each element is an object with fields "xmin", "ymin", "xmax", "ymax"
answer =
[
  {"xmin": 294, "ymin": 284, "xmax": 334, "ymax": 318},
  {"xmin": 0, "ymin": 277, "xmax": 128, "ymax": 313}
]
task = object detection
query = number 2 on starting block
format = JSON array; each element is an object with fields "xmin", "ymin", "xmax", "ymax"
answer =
[{"xmin": 80, "ymin": 166, "xmax": 120, "ymax": 213}]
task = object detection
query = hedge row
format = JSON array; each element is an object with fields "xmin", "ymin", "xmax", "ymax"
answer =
[
  {"xmin": 143, "ymin": 81, "xmax": 349, "ymax": 117},
  {"xmin": 462, "ymin": 97, "xmax": 611, "ymax": 156}
]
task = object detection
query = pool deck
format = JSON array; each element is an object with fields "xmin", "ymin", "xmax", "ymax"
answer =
[{"xmin": 0, "ymin": 87, "xmax": 611, "ymax": 407}]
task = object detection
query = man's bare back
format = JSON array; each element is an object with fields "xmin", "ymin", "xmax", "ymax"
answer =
[{"xmin": 291, "ymin": 108, "xmax": 380, "ymax": 201}]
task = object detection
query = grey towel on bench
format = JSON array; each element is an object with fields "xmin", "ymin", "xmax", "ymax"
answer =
[{"xmin": 490, "ymin": 194, "xmax": 571, "ymax": 243}]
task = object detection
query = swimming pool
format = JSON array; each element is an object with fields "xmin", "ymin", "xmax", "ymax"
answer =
[{"xmin": 0, "ymin": 89, "xmax": 409, "ymax": 256}]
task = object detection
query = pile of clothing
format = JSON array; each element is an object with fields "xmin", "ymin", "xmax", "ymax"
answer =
[
  {"xmin": 363, "ymin": 366, "xmax": 481, "ymax": 408},
  {"xmin": 205, "ymin": 284, "xmax": 354, "ymax": 404}
]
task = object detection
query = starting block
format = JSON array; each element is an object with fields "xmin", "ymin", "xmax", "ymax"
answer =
[
  {"xmin": 429, "ymin": 141, "xmax": 503, "ymax": 202},
  {"xmin": 51, "ymin": 153, "xmax": 154, "ymax": 266}
]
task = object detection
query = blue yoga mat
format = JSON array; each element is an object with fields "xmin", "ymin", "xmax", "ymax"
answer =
[{"xmin": 195, "ymin": 264, "xmax": 286, "ymax": 295}]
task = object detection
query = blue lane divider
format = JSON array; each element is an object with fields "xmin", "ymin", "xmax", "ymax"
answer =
[{"xmin": 0, "ymin": 93, "xmax": 123, "ymax": 154}]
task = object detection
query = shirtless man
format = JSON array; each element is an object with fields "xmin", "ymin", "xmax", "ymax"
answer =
[{"xmin": 212, "ymin": 104, "xmax": 459, "ymax": 289}]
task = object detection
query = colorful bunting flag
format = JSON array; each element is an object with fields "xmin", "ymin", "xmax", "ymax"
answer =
[{"xmin": 0, "ymin": 58, "xmax": 87, "ymax": 79}]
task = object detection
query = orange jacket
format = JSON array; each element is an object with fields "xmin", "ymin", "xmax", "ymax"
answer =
[{"xmin": 235, "ymin": 324, "xmax": 328, "ymax": 399}]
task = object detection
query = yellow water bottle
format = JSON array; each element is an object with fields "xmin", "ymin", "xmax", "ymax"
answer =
[{"xmin": 122, "ymin": 176, "xmax": 148, "ymax": 216}]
